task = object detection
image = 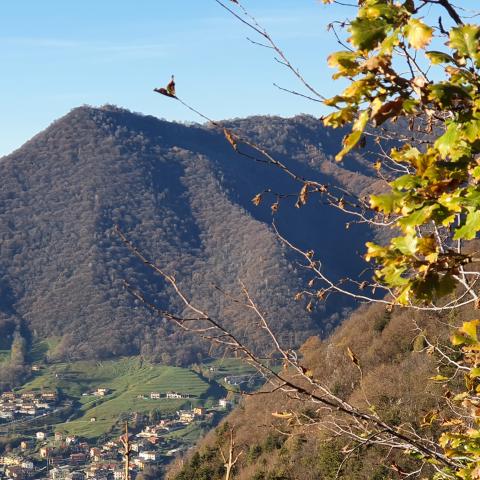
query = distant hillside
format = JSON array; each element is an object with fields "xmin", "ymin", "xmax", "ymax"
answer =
[{"xmin": 0, "ymin": 105, "xmax": 377, "ymax": 365}]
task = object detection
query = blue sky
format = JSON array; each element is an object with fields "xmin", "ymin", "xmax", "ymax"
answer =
[
  {"xmin": 1, "ymin": 0, "xmax": 478, "ymax": 156},
  {"xmin": 0, "ymin": 0, "xmax": 354, "ymax": 156}
]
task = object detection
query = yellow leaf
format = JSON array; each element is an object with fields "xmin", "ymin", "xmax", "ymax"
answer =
[
  {"xmin": 460, "ymin": 320, "xmax": 480, "ymax": 342},
  {"xmin": 405, "ymin": 18, "xmax": 433, "ymax": 50}
]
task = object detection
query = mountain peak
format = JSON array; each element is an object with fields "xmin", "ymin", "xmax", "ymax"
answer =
[{"xmin": 0, "ymin": 107, "xmax": 376, "ymax": 364}]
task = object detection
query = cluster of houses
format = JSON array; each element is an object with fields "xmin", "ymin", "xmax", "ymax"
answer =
[
  {"xmin": 148, "ymin": 391, "xmax": 194, "ymax": 400},
  {"xmin": 0, "ymin": 391, "xmax": 59, "ymax": 422},
  {"xmin": 0, "ymin": 401, "xmax": 231, "ymax": 480},
  {"xmin": 223, "ymin": 374, "xmax": 259, "ymax": 387}
]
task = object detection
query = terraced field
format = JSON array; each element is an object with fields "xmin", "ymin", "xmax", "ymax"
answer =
[
  {"xmin": 0, "ymin": 349, "xmax": 10, "ymax": 362},
  {"xmin": 19, "ymin": 357, "xmax": 212, "ymax": 438}
]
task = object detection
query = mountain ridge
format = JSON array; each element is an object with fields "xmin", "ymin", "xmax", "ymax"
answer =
[{"xmin": 0, "ymin": 105, "xmax": 377, "ymax": 365}]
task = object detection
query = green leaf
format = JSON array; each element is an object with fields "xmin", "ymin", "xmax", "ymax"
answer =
[
  {"xmin": 335, "ymin": 130, "xmax": 362, "ymax": 161},
  {"xmin": 370, "ymin": 191, "xmax": 405, "ymax": 213},
  {"xmin": 435, "ymin": 124, "xmax": 461, "ymax": 159},
  {"xmin": 398, "ymin": 204, "xmax": 438, "ymax": 232},
  {"xmin": 454, "ymin": 209, "xmax": 480, "ymax": 240},
  {"xmin": 327, "ymin": 51, "xmax": 359, "ymax": 72},
  {"xmin": 323, "ymin": 107, "xmax": 356, "ymax": 128},
  {"xmin": 471, "ymin": 166, "xmax": 480, "ymax": 180},
  {"xmin": 391, "ymin": 174, "xmax": 421, "ymax": 191},
  {"xmin": 426, "ymin": 51, "xmax": 456, "ymax": 65},
  {"xmin": 449, "ymin": 24, "xmax": 480, "ymax": 65},
  {"xmin": 380, "ymin": 264, "xmax": 409, "ymax": 287},
  {"xmin": 349, "ymin": 17, "xmax": 389, "ymax": 50},
  {"xmin": 391, "ymin": 235, "xmax": 418, "ymax": 256}
]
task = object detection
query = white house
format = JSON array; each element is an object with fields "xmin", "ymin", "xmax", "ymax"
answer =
[
  {"xmin": 139, "ymin": 451, "xmax": 159, "ymax": 461},
  {"xmin": 21, "ymin": 460, "xmax": 34, "ymax": 470}
]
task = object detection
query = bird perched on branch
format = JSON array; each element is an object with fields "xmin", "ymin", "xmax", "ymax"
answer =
[{"xmin": 154, "ymin": 75, "xmax": 176, "ymax": 98}]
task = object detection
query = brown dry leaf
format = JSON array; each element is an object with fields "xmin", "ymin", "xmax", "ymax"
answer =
[
  {"xmin": 224, "ymin": 128, "xmax": 238, "ymax": 151},
  {"xmin": 252, "ymin": 193, "xmax": 262, "ymax": 206},
  {"xmin": 347, "ymin": 346, "xmax": 360, "ymax": 366},
  {"xmin": 296, "ymin": 183, "xmax": 309, "ymax": 208}
]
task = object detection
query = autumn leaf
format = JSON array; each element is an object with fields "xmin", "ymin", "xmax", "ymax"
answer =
[
  {"xmin": 295, "ymin": 184, "xmax": 309, "ymax": 208},
  {"xmin": 405, "ymin": 18, "xmax": 433, "ymax": 50},
  {"xmin": 346, "ymin": 347, "xmax": 360, "ymax": 367},
  {"xmin": 251, "ymin": 193, "xmax": 262, "ymax": 206},
  {"xmin": 154, "ymin": 75, "xmax": 177, "ymax": 98},
  {"xmin": 223, "ymin": 128, "xmax": 238, "ymax": 151}
]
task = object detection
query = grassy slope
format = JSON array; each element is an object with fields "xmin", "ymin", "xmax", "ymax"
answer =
[
  {"xmin": 0, "ymin": 350, "xmax": 10, "ymax": 362},
  {"xmin": 19, "ymin": 357, "xmax": 211, "ymax": 439}
]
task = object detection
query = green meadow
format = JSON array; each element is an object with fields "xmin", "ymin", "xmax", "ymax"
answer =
[{"xmin": 19, "ymin": 357, "xmax": 212, "ymax": 439}]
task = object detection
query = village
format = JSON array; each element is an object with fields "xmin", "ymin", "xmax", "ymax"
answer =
[
  {"xmin": 0, "ymin": 387, "xmax": 232, "ymax": 480},
  {"xmin": 0, "ymin": 391, "xmax": 62, "ymax": 424}
]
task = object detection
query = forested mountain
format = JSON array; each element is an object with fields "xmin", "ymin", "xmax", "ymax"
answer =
[{"xmin": 0, "ymin": 105, "xmax": 377, "ymax": 365}]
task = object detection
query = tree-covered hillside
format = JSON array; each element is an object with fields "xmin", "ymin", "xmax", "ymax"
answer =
[{"xmin": 0, "ymin": 105, "xmax": 376, "ymax": 367}]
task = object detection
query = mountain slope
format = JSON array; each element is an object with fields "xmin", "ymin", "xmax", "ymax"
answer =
[{"xmin": 0, "ymin": 106, "xmax": 377, "ymax": 363}]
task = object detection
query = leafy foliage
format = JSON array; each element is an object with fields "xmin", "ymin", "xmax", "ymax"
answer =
[
  {"xmin": 321, "ymin": 0, "xmax": 480, "ymax": 476},
  {"xmin": 322, "ymin": 0, "xmax": 480, "ymax": 308}
]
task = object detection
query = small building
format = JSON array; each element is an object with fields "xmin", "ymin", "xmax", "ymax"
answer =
[
  {"xmin": 166, "ymin": 391, "xmax": 183, "ymax": 399},
  {"xmin": 94, "ymin": 388, "xmax": 110, "ymax": 397},
  {"xmin": 138, "ymin": 450, "xmax": 158, "ymax": 462},
  {"xmin": 219, "ymin": 398, "xmax": 230, "ymax": 409},
  {"xmin": 41, "ymin": 391, "xmax": 58, "ymax": 402},
  {"xmin": 113, "ymin": 470, "xmax": 125, "ymax": 480},
  {"xmin": 1, "ymin": 455, "xmax": 22, "ymax": 466},
  {"xmin": 21, "ymin": 392, "xmax": 36, "ymax": 401},
  {"xmin": 21, "ymin": 461, "xmax": 34, "ymax": 470},
  {"xmin": 54, "ymin": 432, "xmax": 63, "ymax": 442},
  {"xmin": 69, "ymin": 453, "xmax": 87, "ymax": 464},
  {"xmin": 90, "ymin": 447, "xmax": 101, "ymax": 458},
  {"xmin": 66, "ymin": 435, "xmax": 78, "ymax": 445},
  {"xmin": 178, "ymin": 411, "xmax": 195, "ymax": 423},
  {"xmin": 193, "ymin": 407, "xmax": 205, "ymax": 417},
  {"xmin": 147, "ymin": 436, "xmax": 160, "ymax": 446},
  {"xmin": 36, "ymin": 431, "xmax": 47, "ymax": 441},
  {"xmin": 50, "ymin": 466, "xmax": 71, "ymax": 480},
  {"xmin": 0, "ymin": 411, "xmax": 15, "ymax": 419},
  {"xmin": 133, "ymin": 458, "xmax": 147, "ymax": 470},
  {"xmin": 149, "ymin": 392, "xmax": 161, "ymax": 400},
  {"xmin": 20, "ymin": 440, "xmax": 33, "ymax": 450},
  {"xmin": 40, "ymin": 446, "xmax": 51, "ymax": 458}
]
